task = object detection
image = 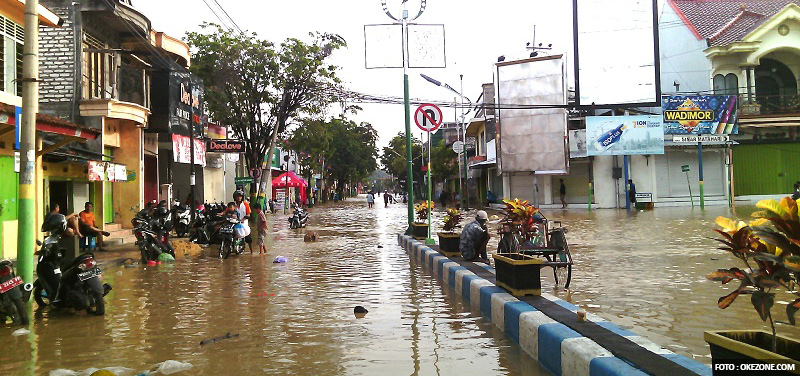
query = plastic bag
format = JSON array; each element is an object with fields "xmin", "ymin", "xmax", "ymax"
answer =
[
  {"xmin": 151, "ymin": 360, "xmax": 193, "ymax": 375},
  {"xmin": 233, "ymin": 223, "xmax": 250, "ymax": 239},
  {"xmin": 157, "ymin": 253, "xmax": 175, "ymax": 262}
]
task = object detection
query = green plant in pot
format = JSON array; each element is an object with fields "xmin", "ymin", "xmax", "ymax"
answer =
[
  {"xmin": 494, "ymin": 198, "xmax": 544, "ymax": 296},
  {"xmin": 706, "ymin": 197, "xmax": 800, "ymax": 367},
  {"xmin": 437, "ymin": 208, "xmax": 463, "ymax": 255},
  {"xmin": 411, "ymin": 201, "xmax": 434, "ymax": 240}
]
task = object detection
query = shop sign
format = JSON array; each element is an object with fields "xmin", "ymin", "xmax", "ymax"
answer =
[
  {"xmin": 127, "ymin": 171, "xmax": 137, "ymax": 181},
  {"xmin": 235, "ymin": 177, "xmax": 253, "ymax": 184},
  {"xmin": 672, "ymin": 135, "xmax": 730, "ymax": 144},
  {"xmin": 586, "ymin": 115, "xmax": 664, "ymax": 156},
  {"xmin": 207, "ymin": 139, "xmax": 245, "ymax": 153},
  {"xmin": 89, "ymin": 161, "xmax": 105, "ymax": 181},
  {"xmin": 662, "ymin": 95, "xmax": 738, "ymax": 135},
  {"xmin": 114, "ymin": 164, "xmax": 127, "ymax": 182},
  {"xmin": 172, "ymin": 134, "xmax": 207, "ymax": 166}
]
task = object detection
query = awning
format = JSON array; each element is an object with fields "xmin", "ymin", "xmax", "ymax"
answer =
[
  {"xmin": 0, "ymin": 104, "xmax": 102, "ymax": 158},
  {"xmin": 272, "ymin": 171, "xmax": 308, "ymax": 188},
  {"xmin": 469, "ymin": 160, "xmax": 497, "ymax": 169}
]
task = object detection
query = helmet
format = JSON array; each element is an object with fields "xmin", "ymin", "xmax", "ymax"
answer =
[
  {"xmin": 233, "ymin": 190, "xmax": 245, "ymax": 199},
  {"xmin": 42, "ymin": 213, "xmax": 67, "ymax": 234}
]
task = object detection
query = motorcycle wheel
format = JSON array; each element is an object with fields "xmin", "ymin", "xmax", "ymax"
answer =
[
  {"xmin": 33, "ymin": 284, "xmax": 51, "ymax": 308},
  {"xmin": 85, "ymin": 290, "xmax": 105, "ymax": 316},
  {"xmin": 8, "ymin": 297, "xmax": 29, "ymax": 325},
  {"xmin": 176, "ymin": 223, "xmax": 188, "ymax": 238},
  {"xmin": 219, "ymin": 239, "xmax": 232, "ymax": 259}
]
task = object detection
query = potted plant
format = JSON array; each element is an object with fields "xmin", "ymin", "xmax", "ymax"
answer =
[
  {"xmin": 411, "ymin": 201, "xmax": 434, "ymax": 240},
  {"xmin": 494, "ymin": 199, "xmax": 544, "ymax": 296},
  {"xmin": 437, "ymin": 208, "xmax": 463, "ymax": 257},
  {"xmin": 706, "ymin": 197, "xmax": 800, "ymax": 367}
]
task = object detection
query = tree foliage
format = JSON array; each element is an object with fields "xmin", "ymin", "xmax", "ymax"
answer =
[
  {"xmin": 381, "ymin": 132, "xmax": 423, "ymax": 194},
  {"xmin": 430, "ymin": 139, "xmax": 459, "ymax": 183},
  {"xmin": 185, "ymin": 23, "xmax": 345, "ymax": 197}
]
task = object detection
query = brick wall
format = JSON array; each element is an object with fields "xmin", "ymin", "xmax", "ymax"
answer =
[{"xmin": 38, "ymin": 2, "xmax": 75, "ymax": 117}]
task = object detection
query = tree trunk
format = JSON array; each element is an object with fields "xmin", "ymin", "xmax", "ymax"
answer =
[{"xmin": 260, "ymin": 129, "xmax": 280, "ymax": 203}]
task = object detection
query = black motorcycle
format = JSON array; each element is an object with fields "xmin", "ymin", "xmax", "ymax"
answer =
[
  {"xmin": 218, "ymin": 217, "xmax": 246, "ymax": 259},
  {"xmin": 151, "ymin": 207, "xmax": 176, "ymax": 258},
  {"xmin": 198, "ymin": 203, "xmax": 227, "ymax": 245},
  {"xmin": 171, "ymin": 200, "xmax": 191, "ymax": 238},
  {"xmin": 0, "ymin": 259, "xmax": 31, "ymax": 325},
  {"xmin": 288, "ymin": 204, "xmax": 309, "ymax": 229},
  {"xmin": 32, "ymin": 215, "xmax": 111, "ymax": 315},
  {"xmin": 133, "ymin": 217, "xmax": 164, "ymax": 263}
]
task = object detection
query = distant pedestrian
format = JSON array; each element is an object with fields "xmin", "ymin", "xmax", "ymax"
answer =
[
  {"xmin": 253, "ymin": 203, "xmax": 268, "ymax": 254},
  {"xmin": 439, "ymin": 191, "xmax": 449, "ymax": 208},
  {"xmin": 367, "ymin": 191, "xmax": 375, "ymax": 208},
  {"xmin": 384, "ymin": 191, "xmax": 390, "ymax": 207},
  {"xmin": 628, "ymin": 179, "xmax": 637, "ymax": 205},
  {"xmin": 559, "ymin": 179, "xmax": 567, "ymax": 209},
  {"xmin": 793, "ymin": 182, "xmax": 800, "ymax": 200}
]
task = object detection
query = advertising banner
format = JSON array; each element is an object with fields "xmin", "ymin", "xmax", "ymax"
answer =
[
  {"xmin": 207, "ymin": 139, "xmax": 245, "ymax": 153},
  {"xmin": 88, "ymin": 161, "xmax": 104, "ymax": 181},
  {"xmin": 662, "ymin": 95, "xmax": 738, "ymax": 134},
  {"xmin": 586, "ymin": 115, "xmax": 664, "ymax": 156},
  {"xmin": 172, "ymin": 134, "xmax": 207, "ymax": 166}
]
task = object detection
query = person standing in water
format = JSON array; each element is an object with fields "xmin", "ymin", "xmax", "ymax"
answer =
[{"xmin": 559, "ymin": 179, "xmax": 567, "ymax": 209}]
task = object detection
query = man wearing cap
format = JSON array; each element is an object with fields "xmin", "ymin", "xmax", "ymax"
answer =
[{"xmin": 460, "ymin": 210, "xmax": 491, "ymax": 263}]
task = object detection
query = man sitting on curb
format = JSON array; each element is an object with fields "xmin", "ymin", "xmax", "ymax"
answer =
[
  {"xmin": 78, "ymin": 202, "xmax": 111, "ymax": 251},
  {"xmin": 460, "ymin": 210, "xmax": 490, "ymax": 263}
]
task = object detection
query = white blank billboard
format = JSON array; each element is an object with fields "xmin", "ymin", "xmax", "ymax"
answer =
[
  {"xmin": 574, "ymin": 0, "xmax": 660, "ymax": 106},
  {"xmin": 496, "ymin": 55, "xmax": 568, "ymax": 174}
]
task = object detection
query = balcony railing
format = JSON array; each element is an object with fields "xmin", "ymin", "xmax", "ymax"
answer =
[{"xmin": 739, "ymin": 94, "xmax": 800, "ymax": 116}]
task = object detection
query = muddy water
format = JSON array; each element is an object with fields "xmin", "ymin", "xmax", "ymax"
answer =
[
  {"xmin": 515, "ymin": 205, "xmax": 800, "ymax": 364},
  {"xmin": 1, "ymin": 199, "xmax": 548, "ymax": 376}
]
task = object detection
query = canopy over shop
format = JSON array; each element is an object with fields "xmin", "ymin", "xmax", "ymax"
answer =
[{"xmin": 272, "ymin": 171, "xmax": 308, "ymax": 204}]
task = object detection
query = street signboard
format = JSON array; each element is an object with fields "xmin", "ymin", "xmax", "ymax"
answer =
[
  {"xmin": 235, "ymin": 177, "xmax": 253, "ymax": 184},
  {"xmin": 662, "ymin": 95, "xmax": 738, "ymax": 134},
  {"xmin": 672, "ymin": 135, "xmax": 730, "ymax": 144},
  {"xmin": 207, "ymin": 139, "xmax": 245, "ymax": 153},
  {"xmin": 452, "ymin": 141, "xmax": 464, "ymax": 153},
  {"xmin": 681, "ymin": 165, "xmax": 690, "ymax": 172},
  {"xmin": 586, "ymin": 115, "xmax": 664, "ymax": 156},
  {"xmin": 415, "ymin": 103, "xmax": 443, "ymax": 132}
]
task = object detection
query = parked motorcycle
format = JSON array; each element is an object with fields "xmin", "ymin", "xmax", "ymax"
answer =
[
  {"xmin": 0, "ymin": 259, "xmax": 31, "ymax": 325},
  {"xmin": 288, "ymin": 203, "xmax": 309, "ymax": 229},
  {"xmin": 171, "ymin": 200, "xmax": 191, "ymax": 238},
  {"xmin": 33, "ymin": 214, "xmax": 111, "ymax": 315},
  {"xmin": 218, "ymin": 217, "xmax": 246, "ymax": 259},
  {"xmin": 196, "ymin": 203, "xmax": 227, "ymax": 245},
  {"xmin": 151, "ymin": 207, "xmax": 176, "ymax": 258}
]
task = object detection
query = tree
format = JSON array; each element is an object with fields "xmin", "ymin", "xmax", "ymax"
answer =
[
  {"xmin": 430, "ymin": 139, "xmax": 459, "ymax": 186},
  {"xmin": 186, "ymin": 24, "xmax": 345, "ymax": 200},
  {"xmin": 381, "ymin": 132, "xmax": 423, "ymax": 196}
]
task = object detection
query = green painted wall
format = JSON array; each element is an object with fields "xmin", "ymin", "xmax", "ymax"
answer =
[
  {"xmin": 733, "ymin": 143, "xmax": 800, "ymax": 196},
  {"xmin": 0, "ymin": 156, "xmax": 19, "ymax": 258}
]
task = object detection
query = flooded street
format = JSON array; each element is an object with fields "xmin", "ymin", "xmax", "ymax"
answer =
[
  {"xmin": 2, "ymin": 197, "xmax": 796, "ymax": 374},
  {"xmin": 1, "ymin": 199, "xmax": 546, "ymax": 376}
]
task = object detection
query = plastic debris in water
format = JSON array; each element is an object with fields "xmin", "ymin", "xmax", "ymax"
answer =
[
  {"xmin": 157, "ymin": 253, "xmax": 175, "ymax": 263},
  {"xmin": 199, "ymin": 332, "xmax": 240, "ymax": 346},
  {"xmin": 354, "ymin": 306, "xmax": 368, "ymax": 318},
  {"xmin": 151, "ymin": 360, "xmax": 193, "ymax": 375},
  {"xmin": 273, "ymin": 256, "xmax": 289, "ymax": 263},
  {"xmin": 11, "ymin": 328, "xmax": 30, "ymax": 336}
]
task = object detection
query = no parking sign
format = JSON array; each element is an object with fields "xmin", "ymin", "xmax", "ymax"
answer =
[{"xmin": 414, "ymin": 103, "xmax": 443, "ymax": 132}]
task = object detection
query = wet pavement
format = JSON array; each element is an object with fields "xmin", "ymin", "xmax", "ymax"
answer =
[
  {"xmin": 2, "ymin": 198, "xmax": 796, "ymax": 374},
  {"xmin": 1, "ymin": 199, "xmax": 547, "ymax": 375}
]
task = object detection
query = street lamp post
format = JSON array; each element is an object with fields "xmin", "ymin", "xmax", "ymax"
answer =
[{"xmin": 420, "ymin": 73, "xmax": 472, "ymax": 210}]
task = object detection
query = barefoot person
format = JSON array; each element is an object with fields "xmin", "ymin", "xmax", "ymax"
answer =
[
  {"xmin": 47, "ymin": 203, "xmax": 82, "ymax": 237},
  {"xmin": 253, "ymin": 203, "xmax": 268, "ymax": 254},
  {"xmin": 78, "ymin": 202, "xmax": 111, "ymax": 250}
]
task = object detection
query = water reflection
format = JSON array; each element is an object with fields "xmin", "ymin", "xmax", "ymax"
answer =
[{"xmin": 1, "ymin": 199, "xmax": 545, "ymax": 375}]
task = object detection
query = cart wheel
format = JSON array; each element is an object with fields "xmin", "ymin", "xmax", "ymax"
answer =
[{"xmin": 553, "ymin": 265, "xmax": 572, "ymax": 289}]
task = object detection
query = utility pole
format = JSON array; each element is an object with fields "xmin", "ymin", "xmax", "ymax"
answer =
[
  {"xmin": 189, "ymin": 80, "xmax": 196, "ymax": 223},
  {"xmin": 401, "ymin": 3, "xmax": 415, "ymax": 231},
  {"xmin": 17, "ymin": 0, "xmax": 40, "ymax": 283}
]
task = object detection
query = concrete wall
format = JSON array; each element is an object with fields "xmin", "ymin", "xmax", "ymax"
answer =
[
  {"xmin": 38, "ymin": 1, "xmax": 76, "ymax": 116},
  {"xmin": 659, "ymin": 2, "xmax": 711, "ymax": 94},
  {"xmin": 111, "ymin": 120, "xmax": 143, "ymax": 228},
  {"xmin": 592, "ymin": 156, "xmax": 618, "ymax": 208}
]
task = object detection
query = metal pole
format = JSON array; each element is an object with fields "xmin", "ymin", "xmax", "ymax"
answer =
[
  {"xmin": 17, "ymin": 0, "xmax": 39, "ymax": 283},
  {"xmin": 698, "ymin": 142, "xmax": 705, "ymax": 210},
  {"xmin": 455, "ymin": 97, "xmax": 462, "ymax": 203},
  {"xmin": 460, "ymin": 75, "xmax": 469, "ymax": 210},
  {"xmin": 624, "ymin": 155, "xmax": 630, "ymax": 212},
  {"xmin": 686, "ymin": 171, "xmax": 694, "ymax": 207},
  {"xmin": 189, "ymin": 79, "xmax": 196, "ymax": 223},
  {"xmin": 426, "ymin": 129, "xmax": 434, "ymax": 244},
  {"xmin": 403, "ymin": 11, "xmax": 415, "ymax": 231}
]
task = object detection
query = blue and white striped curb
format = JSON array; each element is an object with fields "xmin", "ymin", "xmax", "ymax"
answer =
[{"xmin": 398, "ymin": 234, "xmax": 710, "ymax": 376}]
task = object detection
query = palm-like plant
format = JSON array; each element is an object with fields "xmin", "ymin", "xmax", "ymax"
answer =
[
  {"xmin": 709, "ymin": 197, "xmax": 800, "ymax": 352},
  {"xmin": 442, "ymin": 208, "xmax": 463, "ymax": 233},
  {"xmin": 415, "ymin": 201, "xmax": 434, "ymax": 222}
]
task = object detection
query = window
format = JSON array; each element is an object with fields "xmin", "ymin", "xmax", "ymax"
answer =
[
  {"xmin": 0, "ymin": 15, "xmax": 24, "ymax": 96},
  {"xmin": 83, "ymin": 33, "xmax": 115, "ymax": 100},
  {"xmin": 713, "ymin": 73, "xmax": 739, "ymax": 95}
]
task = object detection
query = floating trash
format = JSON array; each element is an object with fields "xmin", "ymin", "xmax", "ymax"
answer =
[
  {"xmin": 199, "ymin": 332, "xmax": 239, "ymax": 346},
  {"xmin": 11, "ymin": 328, "xmax": 29, "ymax": 336},
  {"xmin": 49, "ymin": 367, "xmax": 134, "ymax": 376},
  {"xmin": 354, "ymin": 306, "xmax": 368, "ymax": 318},
  {"xmin": 151, "ymin": 360, "xmax": 193, "ymax": 375},
  {"xmin": 157, "ymin": 253, "xmax": 175, "ymax": 263},
  {"xmin": 273, "ymin": 256, "xmax": 289, "ymax": 263}
]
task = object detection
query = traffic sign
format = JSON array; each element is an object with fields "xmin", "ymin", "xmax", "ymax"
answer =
[
  {"xmin": 681, "ymin": 165, "xmax": 690, "ymax": 172},
  {"xmin": 414, "ymin": 103, "xmax": 443, "ymax": 132},
  {"xmin": 235, "ymin": 177, "xmax": 254, "ymax": 184},
  {"xmin": 452, "ymin": 141, "xmax": 464, "ymax": 153}
]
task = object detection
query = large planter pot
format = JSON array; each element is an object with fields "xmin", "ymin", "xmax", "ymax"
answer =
[
  {"xmin": 705, "ymin": 330, "xmax": 800, "ymax": 373},
  {"xmin": 493, "ymin": 253, "xmax": 543, "ymax": 297},
  {"xmin": 437, "ymin": 232, "xmax": 461, "ymax": 257},
  {"xmin": 411, "ymin": 222, "xmax": 429, "ymax": 240}
]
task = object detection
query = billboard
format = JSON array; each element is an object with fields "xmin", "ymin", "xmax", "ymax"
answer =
[
  {"xmin": 573, "ymin": 0, "xmax": 660, "ymax": 107},
  {"xmin": 586, "ymin": 115, "xmax": 664, "ymax": 156},
  {"xmin": 496, "ymin": 55, "xmax": 568, "ymax": 174},
  {"xmin": 661, "ymin": 95, "xmax": 738, "ymax": 134}
]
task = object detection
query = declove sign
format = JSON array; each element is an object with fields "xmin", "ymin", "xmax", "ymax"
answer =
[{"xmin": 207, "ymin": 139, "xmax": 245, "ymax": 153}]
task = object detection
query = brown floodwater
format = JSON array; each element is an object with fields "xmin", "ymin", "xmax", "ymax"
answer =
[
  {"xmin": 513, "ymin": 204, "xmax": 800, "ymax": 365},
  {"xmin": 1, "ymin": 199, "xmax": 548, "ymax": 376}
]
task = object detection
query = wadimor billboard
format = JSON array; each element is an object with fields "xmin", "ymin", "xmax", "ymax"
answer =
[
  {"xmin": 586, "ymin": 116, "xmax": 664, "ymax": 156},
  {"xmin": 661, "ymin": 95, "xmax": 738, "ymax": 135}
]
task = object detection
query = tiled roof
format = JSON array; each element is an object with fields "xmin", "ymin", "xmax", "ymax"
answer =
[{"xmin": 672, "ymin": 0, "xmax": 800, "ymax": 46}]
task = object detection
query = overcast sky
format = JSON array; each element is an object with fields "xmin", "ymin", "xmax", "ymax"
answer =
[{"xmin": 134, "ymin": 0, "xmax": 575, "ymax": 148}]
